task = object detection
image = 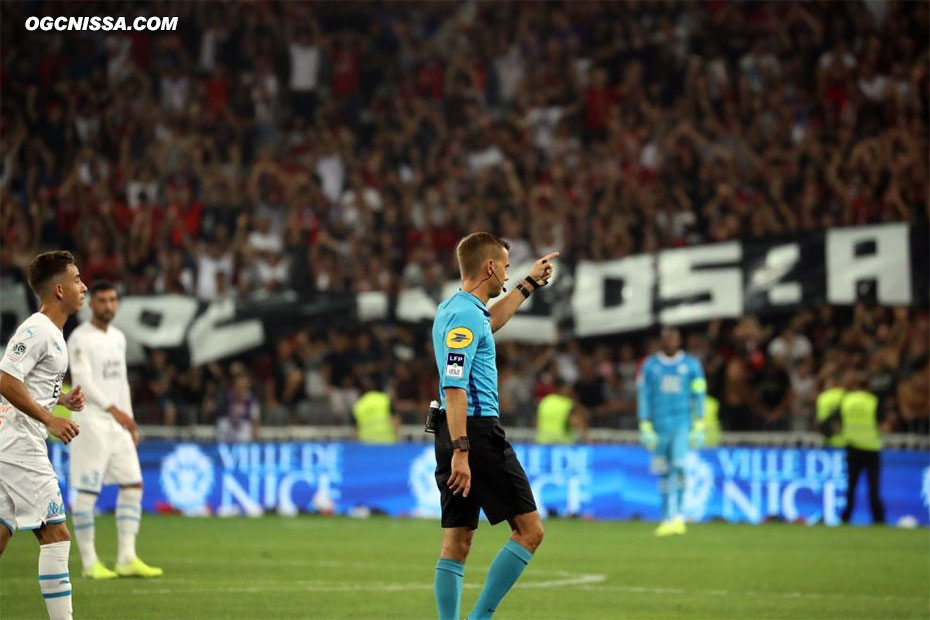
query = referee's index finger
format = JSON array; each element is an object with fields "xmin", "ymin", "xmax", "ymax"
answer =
[{"xmin": 541, "ymin": 251, "xmax": 560, "ymax": 263}]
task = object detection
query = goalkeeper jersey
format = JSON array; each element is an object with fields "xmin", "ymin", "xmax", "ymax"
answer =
[{"xmin": 637, "ymin": 351, "xmax": 706, "ymax": 433}]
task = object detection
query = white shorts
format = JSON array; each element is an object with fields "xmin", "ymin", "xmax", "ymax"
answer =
[
  {"xmin": 69, "ymin": 413, "xmax": 142, "ymax": 494},
  {"xmin": 0, "ymin": 454, "xmax": 67, "ymax": 534}
]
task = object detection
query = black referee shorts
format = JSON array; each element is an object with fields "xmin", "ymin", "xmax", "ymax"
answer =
[{"xmin": 434, "ymin": 415, "xmax": 537, "ymax": 530}]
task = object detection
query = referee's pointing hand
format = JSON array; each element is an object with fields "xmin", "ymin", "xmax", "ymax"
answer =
[
  {"xmin": 448, "ymin": 450, "xmax": 471, "ymax": 497},
  {"xmin": 528, "ymin": 252, "xmax": 560, "ymax": 287}
]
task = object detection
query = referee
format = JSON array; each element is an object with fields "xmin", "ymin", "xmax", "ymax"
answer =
[{"xmin": 431, "ymin": 232, "xmax": 557, "ymax": 620}]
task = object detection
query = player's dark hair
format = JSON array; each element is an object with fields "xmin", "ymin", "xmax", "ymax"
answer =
[
  {"xmin": 89, "ymin": 280, "xmax": 118, "ymax": 297},
  {"xmin": 27, "ymin": 251, "xmax": 75, "ymax": 297},
  {"xmin": 456, "ymin": 232, "xmax": 510, "ymax": 279}
]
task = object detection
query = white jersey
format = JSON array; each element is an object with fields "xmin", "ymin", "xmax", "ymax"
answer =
[
  {"xmin": 67, "ymin": 321, "xmax": 133, "ymax": 418},
  {"xmin": 0, "ymin": 312, "xmax": 69, "ymax": 459}
]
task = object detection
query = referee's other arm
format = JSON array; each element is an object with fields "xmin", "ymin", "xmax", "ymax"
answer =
[{"xmin": 445, "ymin": 387, "xmax": 471, "ymax": 497}]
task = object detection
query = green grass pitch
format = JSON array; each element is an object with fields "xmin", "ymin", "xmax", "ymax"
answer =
[{"xmin": 1, "ymin": 516, "xmax": 927, "ymax": 619}]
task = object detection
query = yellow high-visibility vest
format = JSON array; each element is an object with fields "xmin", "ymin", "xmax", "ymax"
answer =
[
  {"xmin": 816, "ymin": 387, "xmax": 846, "ymax": 448},
  {"xmin": 840, "ymin": 391, "xmax": 882, "ymax": 452},
  {"xmin": 536, "ymin": 394, "xmax": 573, "ymax": 444},
  {"xmin": 352, "ymin": 391, "xmax": 396, "ymax": 444}
]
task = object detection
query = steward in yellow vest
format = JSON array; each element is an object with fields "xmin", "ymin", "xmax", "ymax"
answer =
[
  {"xmin": 838, "ymin": 373, "xmax": 885, "ymax": 524},
  {"xmin": 816, "ymin": 380, "xmax": 846, "ymax": 448},
  {"xmin": 352, "ymin": 390, "xmax": 398, "ymax": 444},
  {"xmin": 536, "ymin": 381, "xmax": 587, "ymax": 444},
  {"xmin": 840, "ymin": 390, "xmax": 882, "ymax": 451}
]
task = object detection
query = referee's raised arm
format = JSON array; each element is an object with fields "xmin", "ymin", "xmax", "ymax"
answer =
[{"xmin": 488, "ymin": 252, "xmax": 559, "ymax": 333}]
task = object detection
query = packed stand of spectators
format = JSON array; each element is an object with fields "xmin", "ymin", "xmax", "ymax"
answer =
[
  {"xmin": 116, "ymin": 302, "xmax": 928, "ymax": 435},
  {"xmin": 1, "ymin": 2, "xmax": 927, "ymax": 434}
]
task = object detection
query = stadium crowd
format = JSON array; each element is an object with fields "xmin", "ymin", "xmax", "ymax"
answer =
[{"xmin": 1, "ymin": 1, "xmax": 927, "ymax": 434}]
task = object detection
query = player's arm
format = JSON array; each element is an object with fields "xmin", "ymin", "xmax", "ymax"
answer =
[
  {"xmin": 121, "ymin": 375, "xmax": 136, "ymax": 419},
  {"xmin": 56, "ymin": 383, "xmax": 86, "ymax": 411},
  {"xmin": 439, "ymin": 311, "xmax": 481, "ymax": 497},
  {"xmin": 1, "ymin": 334, "xmax": 80, "ymax": 443},
  {"xmin": 0, "ymin": 372, "xmax": 71, "ymax": 434},
  {"xmin": 636, "ymin": 361, "xmax": 658, "ymax": 450},
  {"xmin": 0, "ymin": 371, "xmax": 79, "ymax": 443},
  {"xmin": 489, "ymin": 252, "xmax": 559, "ymax": 333}
]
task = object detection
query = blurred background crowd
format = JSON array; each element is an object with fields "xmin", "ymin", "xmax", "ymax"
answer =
[{"xmin": 1, "ymin": 1, "xmax": 927, "ymax": 435}]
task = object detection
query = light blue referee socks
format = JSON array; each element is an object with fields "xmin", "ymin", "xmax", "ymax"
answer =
[
  {"xmin": 435, "ymin": 558, "xmax": 465, "ymax": 620},
  {"xmin": 468, "ymin": 540, "xmax": 533, "ymax": 620}
]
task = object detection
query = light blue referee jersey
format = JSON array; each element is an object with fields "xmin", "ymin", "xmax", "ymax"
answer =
[
  {"xmin": 637, "ymin": 351, "xmax": 706, "ymax": 434},
  {"xmin": 432, "ymin": 290, "xmax": 500, "ymax": 417}
]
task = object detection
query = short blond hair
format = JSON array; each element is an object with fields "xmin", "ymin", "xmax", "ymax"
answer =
[{"xmin": 455, "ymin": 232, "xmax": 509, "ymax": 279}]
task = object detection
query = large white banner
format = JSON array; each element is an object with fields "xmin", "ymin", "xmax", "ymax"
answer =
[{"xmin": 2, "ymin": 224, "xmax": 925, "ymax": 354}]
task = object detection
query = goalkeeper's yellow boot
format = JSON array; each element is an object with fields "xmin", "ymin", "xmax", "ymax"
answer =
[
  {"xmin": 671, "ymin": 515, "xmax": 687, "ymax": 535},
  {"xmin": 83, "ymin": 561, "xmax": 118, "ymax": 580},
  {"xmin": 654, "ymin": 520, "xmax": 678, "ymax": 536},
  {"xmin": 115, "ymin": 558, "xmax": 163, "ymax": 578}
]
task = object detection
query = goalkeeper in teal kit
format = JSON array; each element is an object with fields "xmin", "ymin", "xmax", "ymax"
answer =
[{"xmin": 637, "ymin": 326, "xmax": 706, "ymax": 536}]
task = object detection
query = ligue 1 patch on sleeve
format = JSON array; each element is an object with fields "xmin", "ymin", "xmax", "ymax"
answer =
[
  {"xmin": 445, "ymin": 327, "xmax": 474, "ymax": 349},
  {"xmin": 445, "ymin": 353, "xmax": 465, "ymax": 378},
  {"xmin": 6, "ymin": 342, "xmax": 26, "ymax": 362}
]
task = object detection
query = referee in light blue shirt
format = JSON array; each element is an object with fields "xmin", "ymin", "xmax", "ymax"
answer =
[{"xmin": 431, "ymin": 232, "xmax": 558, "ymax": 620}]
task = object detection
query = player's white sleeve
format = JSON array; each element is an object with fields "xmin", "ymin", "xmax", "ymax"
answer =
[
  {"xmin": 0, "ymin": 329, "xmax": 47, "ymax": 381},
  {"xmin": 68, "ymin": 333, "xmax": 114, "ymax": 411}
]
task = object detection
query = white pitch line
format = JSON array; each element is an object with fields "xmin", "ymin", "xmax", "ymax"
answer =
[
  {"xmin": 123, "ymin": 579, "xmax": 925, "ymax": 604},
  {"xmin": 519, "ymin": 574, "xmax": 607, "ymax": 588},
  {"xmin": 168, "ymin": 557, "xmax": 599, "ymax": 581},
  {"xmin": 125, "ymin": 573, "xmax": 607, "ymax": 596},
  {"xmin": 574, "ymin": 584, "xmax": 927, "ymax": 603}
]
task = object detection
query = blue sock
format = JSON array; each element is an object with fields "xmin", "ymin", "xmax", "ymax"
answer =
[
  {"xmin": 435, "ymin": 558, "xmax": 465, "ymax": 620},
  {"xmin": 660, "ymin": 475, "xmax": 672, "ymax": 520},
  {"xmin": 673, "ymin": 468, "xmax": 685, "ymax": 518},
  {"xmin": 468, "ymin": 540, "xmax": 533, "ymax": 620}
]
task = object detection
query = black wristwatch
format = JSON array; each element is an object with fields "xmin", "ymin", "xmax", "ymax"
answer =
[{"xmin": 451, "ymin": 436, "xmax": 470, "ymax": 452}]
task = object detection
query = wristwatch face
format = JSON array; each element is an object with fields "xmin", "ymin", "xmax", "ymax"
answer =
[{"xmin": 453, "ymin": 437, "xmax": 470, "ymax": 451}]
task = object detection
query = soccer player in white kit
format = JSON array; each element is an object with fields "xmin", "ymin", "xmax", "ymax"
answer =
[
  {"xmin": 0, "ymin": 251, "xmax": 86, "ymax": 620},
  {"xmin": 67, "ymin": 281, "xmax": 162, "ymax": 579}
]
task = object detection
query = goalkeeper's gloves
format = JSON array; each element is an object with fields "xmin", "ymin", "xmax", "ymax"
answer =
[
  {"xmin": 639, "ymin": 420, "xmax": 658, "ymax": 451},
  {"xmin": 690, "ymin": 418, "xmax": 706, "ymax": 449}
]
